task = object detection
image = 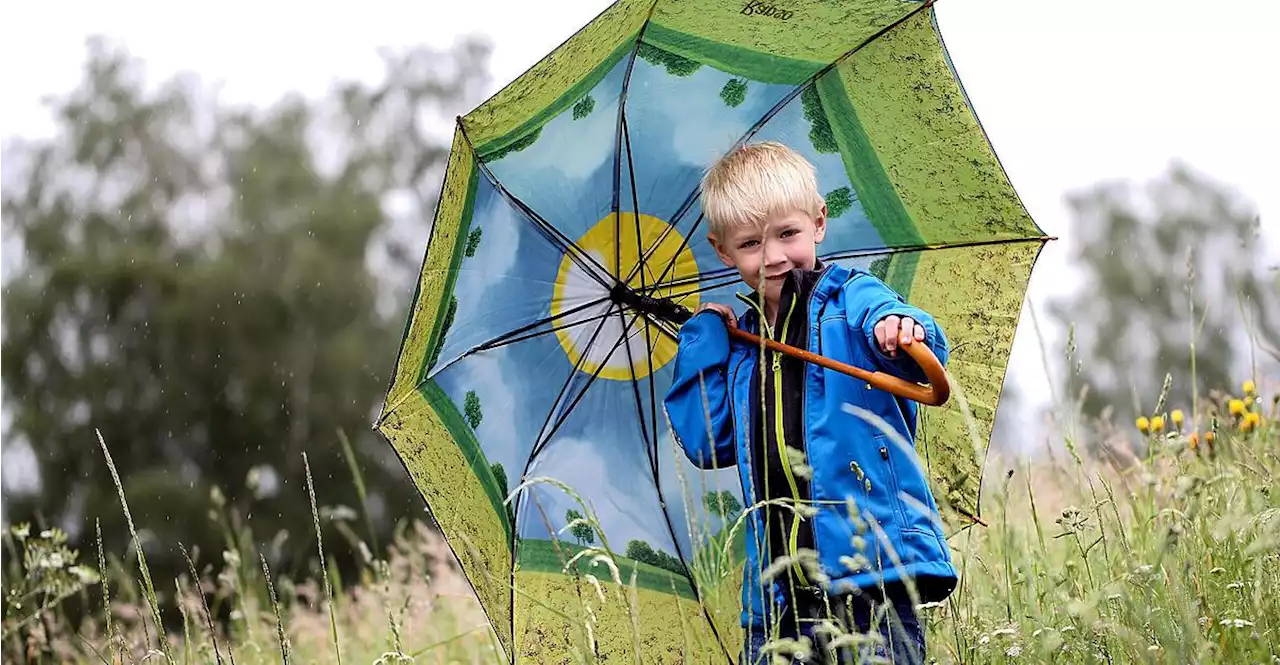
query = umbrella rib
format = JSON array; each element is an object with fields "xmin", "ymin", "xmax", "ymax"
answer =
[
  {"xmin": 610, "ymin": 110, "xmax": 660, "ymax": 464},
  {"xmin": 623, "ymin": 114, "xmax": 649, "ymax": 295},
  {"xmin": 474, "ymin": 304, "xmax": 620, "ymax": 354},
  {"xmin": 647, "ymin": 272, "xmax": 744, "ymax": 306},
  {"xmin": 610, "ymin": 3, "xmax": 660, "ymax": 284},
  {"xmin": 635, "ymin": 210, "xmax": 706, "ymax": 298},
  {"xmin": 612, "ymin": 114, "xmax": 623, "ymax": 278},
  {"xmin": 497, "ymin": 179, "xmax": 614, "ymax": 288},
  {"xmin": 456, "ymin": 119, "xmax": 615, "ymax": 289},
  {"xmin": 628, "ymin": 2, "xmax": 936, "ymax": 288},
  {"xmin": 620, "ymin": 319, "xmax": 657, "ymax": 469},
  {"xmin": 622, "ymin": 115, "xmax": 665, "ymax": 480},
  {"xmin": 620, "ymin": 205, "xmax": 701, "ymax": 288},
  {"xmin": 527, "ymin": 313, "xmax": 643, "ymax": 464},
  {"xmin": 416, "ymin": 295, "xmax": 612, "ymax": 383},
  {"xmin": 521, "ymin": 304, "xmax": 621, "ymax": 464},
  {"xmin": 621, "ymin": 112, "xmax": 661, "ymax": 381}
]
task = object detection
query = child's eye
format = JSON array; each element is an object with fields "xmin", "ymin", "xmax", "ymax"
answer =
[
  {"xmin": 780, "ymin": 229, "xmax": 798, "ymax": 238},
  {"xmin": 739, "ymin": 240, "xmax": 759, "ymax": 249}
]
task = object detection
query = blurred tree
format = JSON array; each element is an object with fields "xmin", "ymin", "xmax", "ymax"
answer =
[
  {"xmin": 1048, "ymin": 163, "xmax": 1279, "ymax": 451},
  {"xmin": 0, "ymin": 34, "xmax": 491, "ymax": 602}
]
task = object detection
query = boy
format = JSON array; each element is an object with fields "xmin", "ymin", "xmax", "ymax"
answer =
[{"xmin": 663, "ymin": 142, "xmax": 956, "ymax": 664}]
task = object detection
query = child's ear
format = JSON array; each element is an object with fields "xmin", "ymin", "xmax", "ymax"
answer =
[
  {"xmin": 813, "ymin": 204, "xmax": 828, "ymax": 244},
  {"xmin": 708, "ymin": 232, "xmax": 735, "ymax": 267}
]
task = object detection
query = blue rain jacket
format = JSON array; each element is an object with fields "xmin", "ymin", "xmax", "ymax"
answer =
[{"xmin": 663, "ymin": 262, "xmax": 957, "ymax": 628}]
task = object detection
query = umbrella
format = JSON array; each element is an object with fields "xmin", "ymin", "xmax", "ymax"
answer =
[{"xmin": 376, "ymin": 0, "xmax": 1048, "ymax": 661}]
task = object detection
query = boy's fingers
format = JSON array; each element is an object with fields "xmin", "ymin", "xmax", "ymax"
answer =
[
  {"xmin": 720, "ymin": 306, "xmax": 737, "ymax": 329},
  {"xmin": 700, "ymin": 303, "xmax": 736, "ymax": 329},
  {"xmin": 882, "ymin": 315, "xmax": 900, "ymax": 355},
  {"xmin": 914, "ymin": 323, "xmax": 925, "ymax": 341},
  {"xmin": 899, "ymin": 317, "xmax": 916, "ymax": 345}
]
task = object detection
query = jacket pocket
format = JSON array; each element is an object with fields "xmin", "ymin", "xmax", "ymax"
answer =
[{"xmin": 874, "ymin": 433, "xmax": 909, "ymax": 529}]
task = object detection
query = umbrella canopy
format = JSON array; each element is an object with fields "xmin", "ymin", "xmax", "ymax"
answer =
[{"xmin": 376, "ymin": 0, "xmax": 1047, "ymax": 660}]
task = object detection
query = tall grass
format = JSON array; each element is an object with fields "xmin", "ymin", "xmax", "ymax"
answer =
[
  {"xmin": 4, "ymin": 382, "xmax": 1277, "ymax": 663},
  {"xmin": 932, "ymin": 387, "xmax": 1279, "ymax": 663},
  {"xmin": 3, "ymin": 431, "xmax": 499, "ymax": 664}
]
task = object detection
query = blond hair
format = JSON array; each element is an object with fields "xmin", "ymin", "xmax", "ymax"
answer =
[{"xmin": 699, "ymin": 141, "xmax": 825, "ymax": 238}]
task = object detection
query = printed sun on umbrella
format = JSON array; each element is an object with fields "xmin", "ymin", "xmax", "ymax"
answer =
[{"xmin": 375, "ymin": 0, "xmax": 1048, "ymax": 661}]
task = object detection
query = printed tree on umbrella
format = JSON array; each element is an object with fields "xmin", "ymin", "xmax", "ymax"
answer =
[
  {"xmin": 703, "ymin": 490, "xmax": 743, "ymax": 523},
  {"xmin": 720, "ymin": 78, "xmax": 747, "ymax": 107},
  {"xmin": 464, "ymin": 390, "xmax": 483, "ymax": 430},
  {"xmin": 464, "ymin": 226, "xmax": 483, "ymax": 257},
  {"xmin": 564, "ymin": 509, "xmax": 595, "ymax": 546}
]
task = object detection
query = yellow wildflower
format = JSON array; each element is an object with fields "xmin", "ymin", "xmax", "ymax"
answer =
[
  {"xmin": 1205, "ymin": 430, "xmax": 1216, "ymax": 447},
  {"xmin": 1228, "ymin": 399, "xmax": 1245, "ymax": 417},
  {"xmin": 1136, "ymin": 416, "xmax": 1150, "ymax": 434},
  {"xmin": 1243, "ymin": 380, "xmax": 1256, "ymax": 395},
  {"xmin": 1187, "ymin": 432, "xmax": 1199, "ymax": 449},
  {"xmin": 1171, "ymin": 409, "xmax": 1184, "ymax": 428},
  {"xmin": 1240, "ymin": 412, "xmax": 1260, "ymax": 432},
  {"xmin": 1150, "ymin": 415, "xmax": 1165, "ymax": 433}
]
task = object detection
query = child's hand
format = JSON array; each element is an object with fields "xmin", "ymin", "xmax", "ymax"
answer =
[
  {"xmin": 874, "ymin": 315, "xmax": 924, "ymax": 358},
  {"xmin": 695, "ymin": 303, "xmax": 737, "ymax": 330}
]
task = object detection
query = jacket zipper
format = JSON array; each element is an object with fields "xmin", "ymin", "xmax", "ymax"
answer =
[
  {"xmin": 737, "ymin": 290, "xmax": 810, "ymax": 586},
  {"xmin": 799, "ymin": 266, "xmax": 830, "ymax": 580},
  {"xmin": 773, "ymin": 297, "xmax": 810, "ymax": 585}
]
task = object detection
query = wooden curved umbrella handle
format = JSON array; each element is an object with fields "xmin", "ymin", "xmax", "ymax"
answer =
[{"xmin": 727, "ymin": 327, "xmax": 951, "ymax": 407}]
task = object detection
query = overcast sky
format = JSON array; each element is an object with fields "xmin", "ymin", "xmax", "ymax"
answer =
[{"xmin": 3, "ymin": 0, "xmax": 1278, "ymax": 449}]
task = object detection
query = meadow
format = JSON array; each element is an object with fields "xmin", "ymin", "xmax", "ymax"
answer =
[{"xmin": 4, "ymin": 374, "xmax": 1276, "ymax": 664}]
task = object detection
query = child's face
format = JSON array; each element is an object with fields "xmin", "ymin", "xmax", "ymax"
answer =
[{"xmin": 709, "ymin": 205, "xmax": 827, "ymax": 306}]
